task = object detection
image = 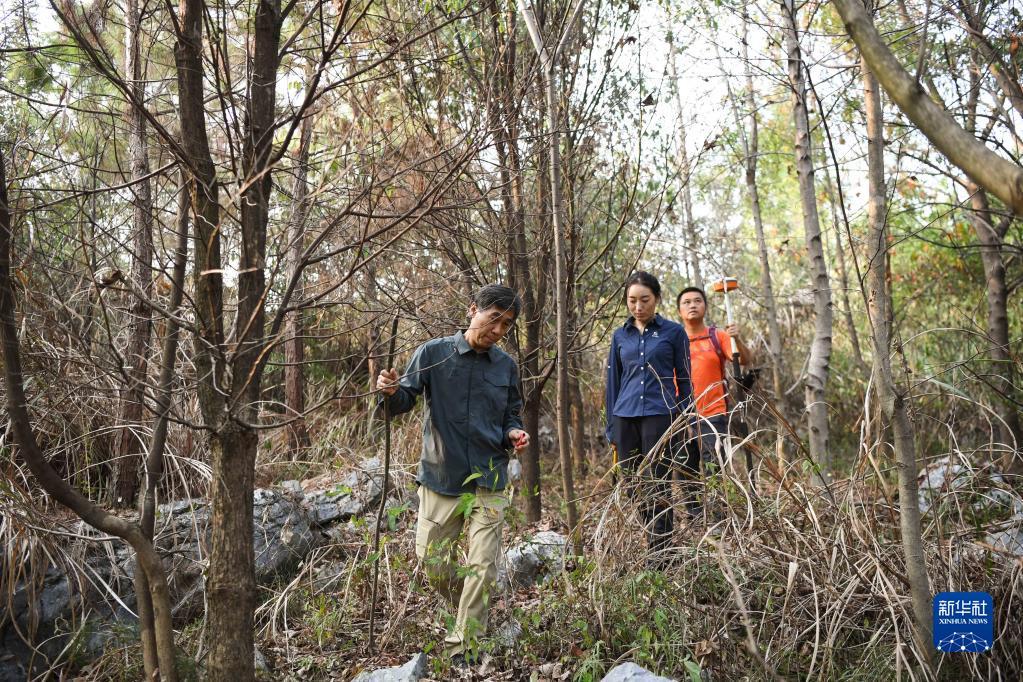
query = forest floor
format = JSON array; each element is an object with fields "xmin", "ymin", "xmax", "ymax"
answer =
[{"xmin": 69, "ymin": 414, "xmax": 1023, "ymax": 682}]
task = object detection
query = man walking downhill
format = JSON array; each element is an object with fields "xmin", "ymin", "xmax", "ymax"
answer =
[
  {"xmin": 376, "ymin": 285, "xmax": 529, "ymax": 664},
  {"xmin": 676, "ymin": 286, "xmax": 754, "ymax": 520}
]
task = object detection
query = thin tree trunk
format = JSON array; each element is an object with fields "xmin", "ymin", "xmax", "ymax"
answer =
[
  {"xmin": 285, "ymin": 113, "xmax": 313, "ymax": 457},
  {"xmin": 862, "ymin": 57, "xmax": 934, "ymax": 670},
  {"xmin": 519, "ymin": 0, "xmax": 584, "ymax": 551},
  {"xmin": 135, "ymin": 176, "xmax": 190, "ymax": 677},
  {"xmin": 364, "ymin": 263, "xmax": 382, "ymax": 435},
  {"xmin": 833, "ymin": 0, "xmax": 1023, "ymax": 213},
  {"xmin": 570, "ymin": 354, "xmax": 587, "ymax": 478},
  {"xmin": 822, "ymin": 164, "xmax": 869, "ymax": 379},
  {"xmin": 727, "ymin": 11, "xmax": 786, "ymax": 461},
  {"xmin": 523, "ymin": 59, "xmax": 548, "ymax": 524},
  {"xmin": 174, "ymin": 0, "xmax": 241, "ymax": 676},
  {"xmin": 782, "ymin": 0, "xmax": 833, "ymax": 479},
  {"xmin": 545, "ymin": 70, "xmax": 579, "ymax": 553},
  {"xmin": 967, "ymin": 188, "xmax": 1022, "ymax": 459},
  {"xmin": 499, "ymin": 5, "xmax": 543, "ymax": 522},
  {"xmin": 668, "ymin": 47, "xmax": 703, "ymax": 288},
  {"xmin": 111, "ymin": 0, "xmax": 154, "ymax": 508},
  {"xmin": 1, "ymin": 149, "xmax": 179, "ymax": 682}
]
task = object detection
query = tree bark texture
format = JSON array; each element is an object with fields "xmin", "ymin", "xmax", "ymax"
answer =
[
  {"xmin": 175, "ymin": 0, "xmax": 224, "ymax": 419},
  {"xmin": 783, "ymin": 0, "xmax": 833, "ymax": 478},
  {"xmin": 206, "ymin": 0, "xmax": 282, "ymax": 676},
  {"xmin": 861, "ymin": 58, "xmax": 934, "ymax": 669},
  {"xmin": 833, "ymin": 0, "xmax": 1023, "ymax": 214},
  {"xmin": 495, "ymin": 4, "xmax": 543, "ymax": 521},
  {"xmin": 111, "ymin": 0, "xmax": 154, "ymax": 508},
  {"xmin": 1, "ymin": 149, "xmax": 178, "ymax": 681}
]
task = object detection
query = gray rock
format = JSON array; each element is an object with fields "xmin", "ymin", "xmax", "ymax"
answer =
[
  {"xmin": 303, "ymin": 457, "xmax": 386, "ymax": 526},
  {"xmin": 984, "ymin": 475, "xmax": 1023, "ymax": 515},
  {"xmin": 498, "ymin": 530, "xmax": 567, "ymax": 590},
  {"xmin": 985, "ymin": 513, "xmax": 1023, "ymax": 557},
  {"xmin": 3, "ymin": 489, "xmax": 319, "ymax": 677},
  {"xmin": 0, "ymin": 569, "xmax": 72, "ymax": 680},
  {"xmin": 254, "ymin": 646, "xmax": 272, "ymax": 678},
  {"xmin": 120, "ymin": 490, "xmax": 318, "ymax": 621},
  {"xmin": 494, "ymin": 618, "xmax": 522, "ymax": 648},
  {"xmin": 351, "ymin": 652, "xmax": 427, "ymax": 681},
  {"xmin": 280, "ymin": 479, "xmax": 304, "ymax": 497},
  {"xmin": 918, "ymin": 457, "xmax": 969, "ymax": 513},
  {"xmin": 253, "ymin": 488, "xmax": 320, "ymax": 579},
  {"xmin": 601, "ymin": 662, "xmax": 676, "ymax": 682},
  {"xmin": 311, "ymin": 560, "xmax": 350, "ymax": 590}
]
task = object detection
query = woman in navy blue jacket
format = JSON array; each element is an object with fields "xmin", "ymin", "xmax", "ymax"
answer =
[{"xmin": 606, "ymin": 271, "xmax": 693, "ymax": 559}]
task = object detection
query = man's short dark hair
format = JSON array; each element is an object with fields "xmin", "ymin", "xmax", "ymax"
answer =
[
  {"xmin": 474, "ymin": 284, "xmax": 521, "ymax": 319},
  {"xmin": 676, "ymin": 286, "xmax": 707, "ymax": 308},
  {"xmin": 623, "ymin": 271, "xmax": 662, "ymax": 300}
]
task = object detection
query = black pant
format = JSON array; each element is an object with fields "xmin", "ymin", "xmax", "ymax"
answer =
[
  {"xmin": 678, "ymin": 414, "xmax": 728, "ymax": 516},
  {"xmin": 613, "ymin": 414, "xmax": 674, "ymax": 555}
]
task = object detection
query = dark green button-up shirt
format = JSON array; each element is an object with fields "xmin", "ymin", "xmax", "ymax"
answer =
[{"xmin": 386, "ymin": 331, "xmax": 524, "ymax": 495}]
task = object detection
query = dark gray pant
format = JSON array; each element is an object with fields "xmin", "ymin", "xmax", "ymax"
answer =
[
  {"xmin": 613, "ymin": 414, "xmax": 674, "ymax": 554},
  {"xmin": 678, "ymin": 414, "xmax": 728, "ymax": 517}
]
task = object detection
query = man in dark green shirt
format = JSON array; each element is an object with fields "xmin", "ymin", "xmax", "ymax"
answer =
[{"xmin": 377, "ymin": 284, "xmax": 529, "ymax": 660}]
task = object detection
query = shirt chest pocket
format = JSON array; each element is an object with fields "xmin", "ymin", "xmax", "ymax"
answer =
[{"xmin": 481, "ymin": 369, "xmax": 510, "ymax": 418}]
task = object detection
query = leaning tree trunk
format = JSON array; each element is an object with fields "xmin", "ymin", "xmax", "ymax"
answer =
[
  {"xmin": 1, "ymin": 148, "xmax": 178, "ymax": 682},
  {"xmin": 284, "ymin": 113, "xmax": 313, "ymax": 457},
  {"xmin": 861, "ymin": 56, "xmax": 934, "ymax": 670},
  {"xmin": 782, "ymin": 0, "xmax": 833, "ymax": 480},
  {"xmin": 111, "ymin": 0, "xmax": 154, "ymax": 508},
  {"xmin": 833, "ymin": 0, "xmax": 1023, "ymax": 214}
]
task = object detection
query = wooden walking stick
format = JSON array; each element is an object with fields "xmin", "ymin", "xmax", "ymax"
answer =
[{"xmin": 368, "ymin": 313, "xmax": 399, "ymax": 654}]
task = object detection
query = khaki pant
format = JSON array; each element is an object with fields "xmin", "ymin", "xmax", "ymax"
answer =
[{"xmin": 415, "ymin": 485, "xmax": 508, "ymax": 655}]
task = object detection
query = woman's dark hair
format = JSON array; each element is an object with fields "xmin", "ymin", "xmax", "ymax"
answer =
[
  {"xmin": 676, "ymin": 286, "xmax": 707, "ymax": 308},
  {"xmin": 623, "ymin": 271, "xmax": 661, "ymax": 300},
  {"xmin": 473, "ymin": 284, "xmax": 521, "ymax": 319}
]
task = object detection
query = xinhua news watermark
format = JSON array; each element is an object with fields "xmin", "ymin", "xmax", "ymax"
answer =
[{"xmin": 933, "ymin": 592, "xmax": 994, "ymax": 653}]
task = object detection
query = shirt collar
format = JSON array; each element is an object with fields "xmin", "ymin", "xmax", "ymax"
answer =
[
  {"xmin": 623, "ymin": 313, "xmax": 664, "ymax": 331},
  {"xmin": 455, "ymin": 330, "xmax": 495, "ymax": 360}
]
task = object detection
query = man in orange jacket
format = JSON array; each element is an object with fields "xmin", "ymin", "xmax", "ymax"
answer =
[{"xmin": 676, "ymin": 286, "xmax": 754, "ymax": 520}]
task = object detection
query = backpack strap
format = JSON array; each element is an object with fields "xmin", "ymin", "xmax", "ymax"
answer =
[
  {"xmin": 707, "ymin": 325, "xmax": 728, "ymax": 374},
  {"xmin": 706, "ymin": 325, "xmax": 731, "ymax": 410}
]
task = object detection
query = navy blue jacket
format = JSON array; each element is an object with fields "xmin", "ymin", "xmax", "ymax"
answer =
[{"xmin": 605, "ymin": 313, "xmax": 692, "ymax": 441}]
